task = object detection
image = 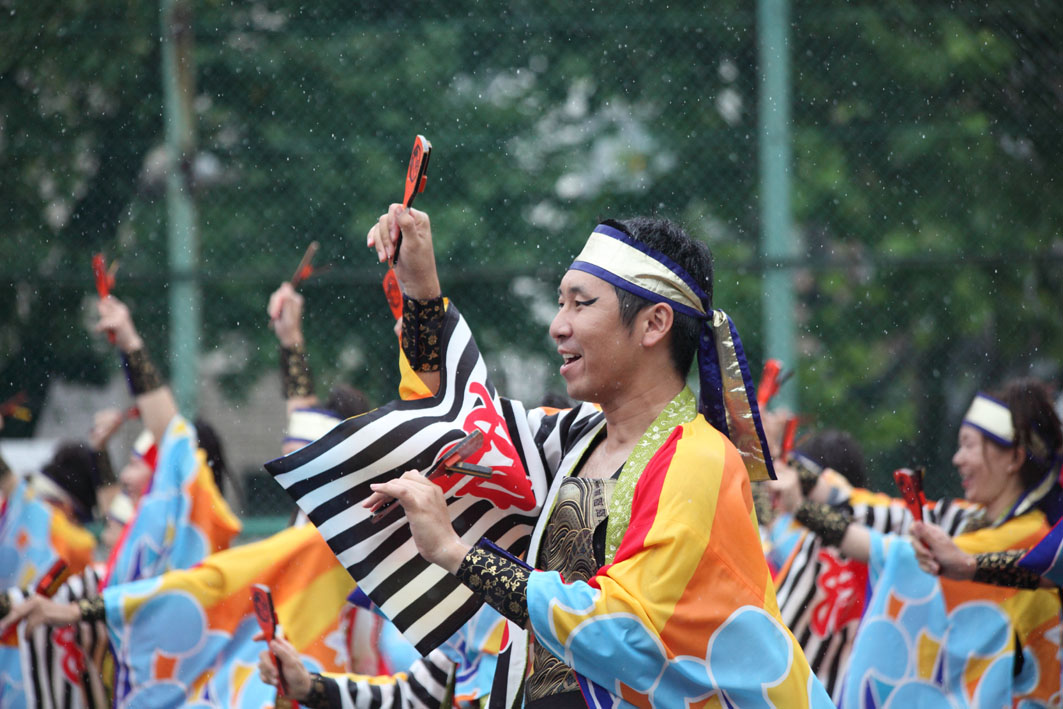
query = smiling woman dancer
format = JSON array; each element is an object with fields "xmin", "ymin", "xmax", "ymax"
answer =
[{"xmin": 797, "ymin": 378, "xmax": 1063, "ymax": 707}]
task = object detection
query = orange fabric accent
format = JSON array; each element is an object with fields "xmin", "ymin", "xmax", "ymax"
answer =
[{"xmin": 187, "ymin": 449, "xmax": 242, "ymax": 554}]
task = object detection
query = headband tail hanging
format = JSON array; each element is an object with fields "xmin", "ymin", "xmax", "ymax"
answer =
[{"xmin": 698, "ymin": 310, "xmax": 776, "ymax": 482}]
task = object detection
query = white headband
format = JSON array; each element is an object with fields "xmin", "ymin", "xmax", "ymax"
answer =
[
  {"xmin": 32, "ymin": 471, "xmax": 74, "ymax": 509},
  {"xmin": 570, "ymin": 225, "xmax": 707, "ymax": 318},
  {"xmin": 963, "ymin": 393, "xmax": 1015, "ymax": 447},
  {"xmin": 285, "ymin": 408, "xmax": 342, "ymax": 446}
]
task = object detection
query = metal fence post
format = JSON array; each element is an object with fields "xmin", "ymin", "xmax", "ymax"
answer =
[
  {"xmin": 160, "ymin": 0, "xmax": 200, "ymax": 416},
  {"xmin": 758, "ymin": 0, "xmax": 796, "ymax": 411}
]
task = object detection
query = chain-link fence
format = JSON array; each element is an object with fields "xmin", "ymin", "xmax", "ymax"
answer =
[{"xmin": 2, "ymin": 1, "xmax": 1061, "ymax": 531}]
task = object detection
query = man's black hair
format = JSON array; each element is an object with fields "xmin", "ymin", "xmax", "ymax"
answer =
[
  {"xmin": 325, "ymin": 384, "xmax": 371, "ymax": 420},
  {"xmin": 41, "ymin": 441, "xmax": 98, "ymax": 524},
  {"xmin": 538, "ymin": 391, "xmax": 574, "ymax": 409},
  {"xmin": 600, "ymin": 217, "xmax": 714, "ymax": 377},
  {"xmin": 194, "ymin": 418, "xmax": 228, "ymax": 494},
  {"xmin": 793, "ymin": 429, "xmax": 867, "ymax": 489}
]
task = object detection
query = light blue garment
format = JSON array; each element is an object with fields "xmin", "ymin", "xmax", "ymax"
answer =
[
  {"xmin": 768, "ymin": 511, "xmax": 803, "ymax": 571},
  {"xmin": 106, "ymin": 416, "xmax": 215, "ymax": 586},
  {"xmin": 840, "ymin": 529, "xmax": 1044, "ymax": 708},
  {"xmin": 0, "ymin": 479, "xmax": 64, "ymax": 590}
]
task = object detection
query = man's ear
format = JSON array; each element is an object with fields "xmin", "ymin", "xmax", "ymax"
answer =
[{"xmin": 640, "ymin": 303, "xmax": 674, "ymax": 348}]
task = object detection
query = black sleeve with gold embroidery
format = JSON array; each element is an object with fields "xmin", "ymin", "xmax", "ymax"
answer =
[
  {"xmin": 295, "ymin": 673, "xmax": 331, "ymax": 708},
  {"xmin": 78, "ymin": 596, "xmax": 106, "ymax": 623},
  {"xmin": 788, "ymin": 454, "xmax": 823, "ymax": 498},
  {"xmin": 121, "ymin": 347, "xmax": 164, "ymax": 396},
  {"xmin": 280, "ymin": 342, "xmax": 315, "ymax": 399},
  {"xmin": 972, "ymin": 549, "xmax": 1042, "ymax": 589},
  {"xmin": 456, "ymin": 538, "xmax": 531, "ymax": 626},
  {"xmin": 401, "ymin": 295, "xmax": 445, "ymax": 372},
  {"xmin": 796, "ymin": 500, "xmax": 853, "ymax": 548}
]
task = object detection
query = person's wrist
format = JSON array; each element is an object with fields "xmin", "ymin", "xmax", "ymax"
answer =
[
  {"xmin": 439, "ymin": 539, "xmax": 471, "ymax": 574},
  {"xmin": 402, "ymin": 279, "xmax": 442, "ymax": 300},
  {"xmin": 278, "ymin": 331, "xmax": 304, "ymax": 349},
  {"xmin": 118, "ymin": 333, "xmax": 144, "ymax": 354}
]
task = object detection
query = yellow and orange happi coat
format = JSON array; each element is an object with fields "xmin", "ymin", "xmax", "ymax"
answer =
[
  {"xmin": 523, "ymin": 391, "xmax": 832, "ymax": 708},
  {"xmin": 843, "ymin": 510, "xmax": 1061, "ymax": 708}
]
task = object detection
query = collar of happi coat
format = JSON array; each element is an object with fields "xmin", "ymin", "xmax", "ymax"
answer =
[{"xmin": 603, "ymin": 386, "xmax": 697, "ymax": 565}]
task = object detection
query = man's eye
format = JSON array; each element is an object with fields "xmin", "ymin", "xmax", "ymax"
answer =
[{"xmin": 575, "ymin": 298, "xmax": 598, "ymax": 307}]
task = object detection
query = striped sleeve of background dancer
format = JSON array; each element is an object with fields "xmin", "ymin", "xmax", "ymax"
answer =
[{"xmin": 325, "ymin": 648, "xmax": 455, "ymax": 709}]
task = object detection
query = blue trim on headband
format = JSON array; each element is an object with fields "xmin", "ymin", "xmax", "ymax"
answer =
[
  {"xmin": 569, "ymin": 261, "xmax": 707, "ymax": 320},
  {"xmin": 590, "ymin": 224, "xmax": 710, "ymax": 309},
  {"xmin": 975, "ymin": 392, "xmax": 1009, "ymax": 409},
  {"xmin": 962, "ymin": 422, "xmax": 1015, "ymax": 449},
  {"xmin": 697, "ymin": 327, "xmax": 728, "ymax": 437},
  {"xmin": 727, "ymin": 314, "xmax": 776, "ymax": 479},
  {"xmin": 694, "ymin": 314, "xmax": 776, "ymax": 480}
]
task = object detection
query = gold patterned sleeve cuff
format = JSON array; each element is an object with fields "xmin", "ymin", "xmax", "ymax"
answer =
[
  {"xmin": 788, "ymin": 454, "xmax": 822, "ymax": 498},
  {"xmin": 796, "ymin": 500, "xmax": 852, "ymax": 548},
  {"xmin": 121, "ymin": 348, "xmax": 164, "ymax": 396},
  {"xmin": 280, "ymin": 343, "xmax": 315, "ymax": 399},
  {"xmin": 400, "ymin": 295, "xmax": 445, "ymax": 373},
  {"xmin": 973, "ymin": 549, "xmax": 1041, "ymax": 589},
  {"xmin": 78, "ymin": 596, "xmax": 106, "ymax": 623},
  {"xmin": 300, "ymin": 673, "xmax": 332, "ymax": 708},
  {"xmin": 456, "ymin": 540, "xmax": 531, "ymax": 626}
]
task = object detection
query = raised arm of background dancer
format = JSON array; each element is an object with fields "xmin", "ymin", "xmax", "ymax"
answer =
[
  {"xmin": 367, "ymin": 205, "xmax": 442, "ymax": 395},
  {"xmin": 268, "ymin": 282, "xmax": 319, "ymax": 416},
  {"xmin": 96, "ymin": 296, "xmax": 177, "ymax": 443},
  {"xmin": 795, "ymin": 498, "xmax": 873, "ymax": 563}
]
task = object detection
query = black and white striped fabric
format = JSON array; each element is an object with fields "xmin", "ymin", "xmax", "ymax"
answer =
[
  {"xmin": 16, "ymin": 568, "xmax": 109, "ymax": 709},
  {"xmin": 775, "ymin": 495, "xmax": 973, "ymax": 701},
  {"xmin": 325, "ymin": 647, "xmax": 455, "ymax": 709},
  {"xmin": 265, "ymin": 304, "xmax": 602, "ymax": 656}
]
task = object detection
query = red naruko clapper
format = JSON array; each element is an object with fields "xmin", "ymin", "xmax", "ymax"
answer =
[
  {"xmin": 390, "ymin": 135, "xmax": 432, "ymax": 264},
  {"xmin": 892, "ymin": 467, "xmax": 927, "ymax": 522},
  {"xmin": 251, "ymin": 583, "xmax": 297, "ymax": 703}
]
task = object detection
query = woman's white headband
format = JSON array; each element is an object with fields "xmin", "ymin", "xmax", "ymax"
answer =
[{"xmin": 963, "ymin": 393, "xmax": 1015, "ymax": 447}]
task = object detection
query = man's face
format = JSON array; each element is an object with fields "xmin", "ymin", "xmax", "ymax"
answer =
[{"xmin": 549, "ymin": 270, "xmax": 642, "ymax": 405}]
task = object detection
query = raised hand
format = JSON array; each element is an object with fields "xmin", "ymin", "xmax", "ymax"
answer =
[
  {"xmin": 366, "ymin": 205, "xmax": 441, "ymax": 300},
  {"xmin": 267, "ymin": 282, "xmax": 306, "ymax": 348},
  {"xmin": 257, "ymin": 636, "xmax": 312, "ymax": 701},
  {"xmin": 96, "ymin": 296, "xmax": 144, "ymax": 353}
]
